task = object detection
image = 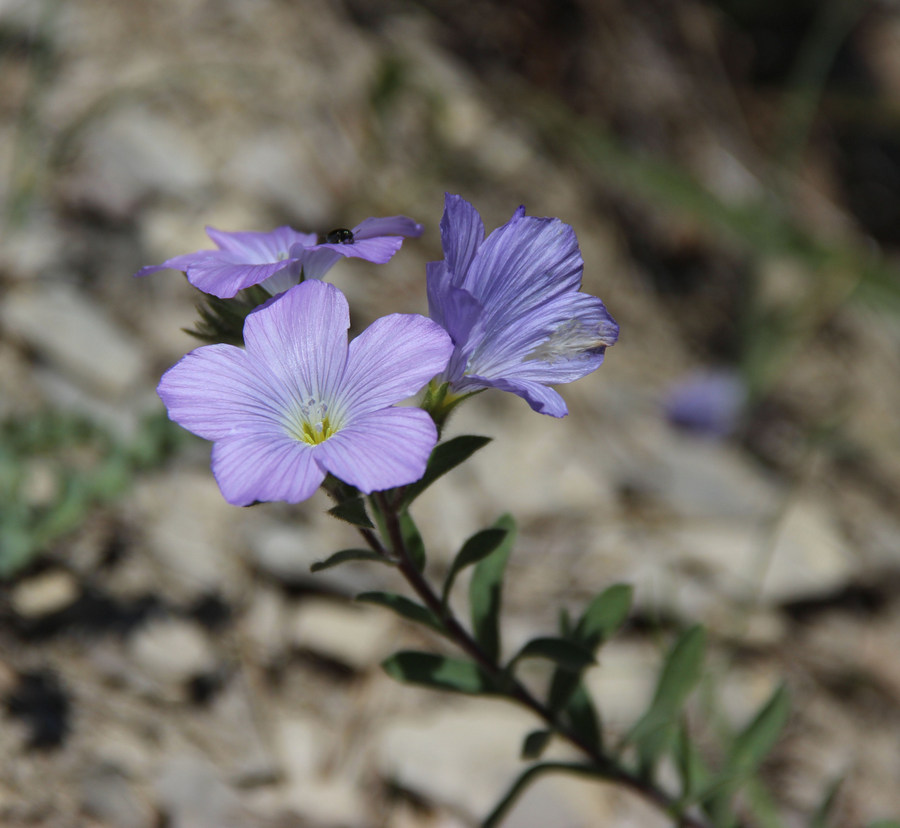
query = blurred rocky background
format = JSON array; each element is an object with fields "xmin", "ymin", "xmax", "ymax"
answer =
[{"xmin": 2, "ymin": 0, "xmax": 900, "ymax": 825}]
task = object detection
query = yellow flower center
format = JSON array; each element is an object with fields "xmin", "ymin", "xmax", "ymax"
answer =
[{"xmin": 284, "ymin": 399, "xmax": 337, "ymax": 445}]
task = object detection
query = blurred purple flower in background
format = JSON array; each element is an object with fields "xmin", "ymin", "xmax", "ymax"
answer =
[
  {"xmin": 135, "ymin": 216, "xmax": 424, "ymax": 299},
  {"xmin": 157, "ymin": 279, "xmax": 452, "ymax": 505},
  {"xmin": 663, "ymin": 369, "xmax": 747, "ymax": 438},
  {"xmin": 427, "ymin": 194, "xmax": 618, "ymax": 417}
]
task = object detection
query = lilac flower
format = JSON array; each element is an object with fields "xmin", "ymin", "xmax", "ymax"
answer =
[
  {"xmin": 135, "ymin": 216, "xmax": 424, "ymax": 299},
  {"xmin": 157, "ymin": 279, "xmax": 452, "ymax": 506},
  {"xmin": 664, "ymin": 369, "xmax": 747, "ymax": 438},
  {"xmin": 427, "ymin": 194, "xmax": 618, "ymax": 417}
]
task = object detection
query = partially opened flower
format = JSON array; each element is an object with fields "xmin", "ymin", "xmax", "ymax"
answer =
[
  {"xmin": 157, "ymin": 279, "xmax": 452, "ymax": 505},
  {"xmin": 427, "ymin": 194, "xmax": 618, "ymax": 417},
  {"xmin": 136, "ymin": 216, "xmax": 424, "ymax": 299}
]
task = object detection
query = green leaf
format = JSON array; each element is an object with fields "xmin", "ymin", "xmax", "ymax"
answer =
[
  {"xmin": 399, "ymin": 509, "xmax": 426, "ymax": 571},
  {"xmin": 382, "ymin": 651, "xmax": 498, "ymax": 695},
  {"xmin": 674, "ymin": 715, "xmax": 710, "ymax": 802},
  {"xmin": 730, "ymin": 684, "xmax": 790, "ymax": 774},
  {"xmin": 508, "ymin": 637, "xmax": 596, "ymax": 673},
  {"xmin": 356, "ymin": 591, "xmax": 444, "ymax": 634},
  {"xmin": 704, "ymin": 685, "xmax": 791, "ymax": 827},
  {"xmin": 560, "ymin": 682, "xmax": 602, "ymax": 752},
  {"xmin": 310, "ymin": 549, "xmax": 393, "ymax": 573},
  {"xmin": 574, "ymin": 584, "xmax": 633, "ymax": 648},
  {"xmin": 441, "ymin": 527, "xmax": 508, "ymax": 606},
  {"xmin": 627, "ymin": 625, "xmax": 707, "ymax": 776},
  {"xmin": 808, "ymin": 777, "xmax": 843, "ymax": 828},
  {"xmin": 401, "ymin": 435, "xmax": 491, "ymax": 505},
  {"xmin": 521, "ymin": 729, "xmax": 552, "ymax": 760},
  {"xmin": 328, "ymin": 497, "xmax": 374, "ymax": 528},
  {"xmin": 469, "ymin": 513, "xmax": 516, "ymax": 663}
]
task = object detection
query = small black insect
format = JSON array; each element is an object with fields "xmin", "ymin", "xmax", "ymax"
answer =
[{"xmin": 325, "ymin": 228, "xmax": 354, "ymax": 244}]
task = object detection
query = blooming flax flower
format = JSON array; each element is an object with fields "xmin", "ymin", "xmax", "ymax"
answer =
[
  {"xmin": 135, "ymin": 216, "xmax": 424, "ymax": 299},
  {"xmin": 427, "ymin": 194, "xmax": 618, "ymax": 417},
  {"xmin": 157, "ymin": 279, "xmax": 452, "ymax": 505}
]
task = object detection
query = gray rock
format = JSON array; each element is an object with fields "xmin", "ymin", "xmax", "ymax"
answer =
[
  {"xmin": 128, "ymin": 619, "xmax": 217, "ymax": 700},
  {"xmin": 81, "ymin": 763, "xmax": 154, "ymax": 828},
  {"xmin": 154, "ymin": 755, "xmax": 248, "ymax": 828},
  {"xmin": 10, "ymin": 570, "xmax": 79, "ymax": 618},
  {"xmin": 0, "ymin": 283, "xmax": 147, "ymax": 398}
]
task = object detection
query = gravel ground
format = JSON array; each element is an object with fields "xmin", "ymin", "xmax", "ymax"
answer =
[{"xmin": 2, "ymin": 1, "xmax": 900, "ymax": 826}]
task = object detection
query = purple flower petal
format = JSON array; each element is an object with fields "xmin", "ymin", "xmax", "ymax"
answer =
[
  {"xmin": 242, "ymin": 279, "xmax": 350, "ymax": 404},
  {"xmin": 428, "ymin": 194, "xmax": 618, "ymax": 415},
  {"xmin": 342, "ymin": 312, "xmax": 453, "ymax": 413},
  {"xmin": 353, "ymin": 216, "xmax": 424, "ymax": 239},
  {"xmin": 205, "ymin": 226, "xmax": 317, "ymax": 260},
  {"xmin": 314, "ymin": 236, "xmax": 404, "ymax": 264},
  {"xmin": 314, "ymin": 408, "xmax": 438, "ymax": 492},
  {"xmin": 212, "ymin": 436, "xmax": 324, "ymax": 506},
  {"xmin": 156, "ymin": 279, "xmax": 446, "ymax": 505},
  {"xmin": 439, "ymin": 194, "xmax": 485, "ymax": 281}
]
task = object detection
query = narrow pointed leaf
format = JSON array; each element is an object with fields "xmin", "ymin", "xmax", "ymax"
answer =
[
  {"xmin": 328, "ymin": 497, "xmax": 374, "ymax": 528},
  {"xmin": 675, "ymin": 715, "xmax": 711, "ymax": 801},
  {"xmin": 627, "ymin": 625, "xmax": 707, "ymax": 775},
  {"xmin": 509, "ymin": 637, "xmax": 596, "ymax": 673},
  {"xmin": 399, "ymin": 509, "xmax": 426, "ymax": 571},
  {"xmin": 561, "ymin": 682, "xmax": 602, "ymax": 751},
  {"xmin": 311, "ymin": 548, "xmax": 393, "ymax": 572},
  {"xmin": 401, "ymin": 435, "xmax": 492, "ymax": 505},
  {"xmin": 729, "ymin": 684, "xmax": 790, "ymax": 774},
  {"xmin": 574, "ymin": 584, "xmax": 633, "ymax": 647},
  {"xmin": 382, "ymin": 651, "xmax": 498, "ymax": 695},
  {"xmin": 356, "ymin": 591, "xmax": 444, "ymax": 634},
  {"xmin": 441, "ymin": 527, "xmax": 508, "ymax": 606},
  {"xmin": 808, "ymin": 777, "xmax": 843, "ymax": 828},
  {"xmin": 521, "ymin": 729, "xmax": 552, "ymax": 760},
  {"xmin": 469, "ymin": 513, "xmax": 516, "ymax": 663}
]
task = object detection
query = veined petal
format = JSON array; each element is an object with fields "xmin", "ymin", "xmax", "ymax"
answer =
[
  {"xmin": 315, "ymin": 408, "xmax": 437, "ymax": 492},
  {"xmin": 212, "ymin": 436, "xmax": 324, "ymax": 505},
  {"xmin": 134, "ymin": 250, "xmax": 220, "ymax": 279},
  {"xmin": 472, "ymin": 292, "xmax": 618, "ymax": 384},
  {"xmin": 313, "ymin": 236, "xmax": 404, "ymax": 264},
  {"xmin": 342, "ymin": 313, "xmax": 453, "ymax": 414},
  {"xmin": 295, "ymin": 247, "xmax": 343, "ymax": 281},
  {"xmin": 187, "ymin": 258, "xmax": 299, "ymax": 299},
  {"xmin": 352, "ymin": 216, "xmax": 423, "ymax": 239},
  {"xmin": 467, "ymin": 375, "xmax": 569, "ymax": 418},
  {"xmin": 205, "ymin": 226, "xmax": 317, "ymax": 261},
  {"xmin": 157, "ymin": 345, "xmax": 288, "ymax": 441},
  {"xmin": 466, "ymin": 213, "xmax": 583, "ymax": 313},
  {"xmin": 440, "ymin": 193, "xmax": 484, "ymax": 283},
  {"xmin": 242, "ymin": 281, "xmax": 350, "ymax": 405}
]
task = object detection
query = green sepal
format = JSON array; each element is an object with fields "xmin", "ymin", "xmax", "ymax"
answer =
[
  {"xmin": 507, "ymin": 636, "xmax": 596, "ymax": 673},
  {"xmin": 356, "ymin": 591, "xmax": 444, "ymax": 634},
  {"xmin": 310, "ymin": 549, "xmax": 393, "ymax": 573},
  {"xmin": 185, "ymin": 284, "xmax": 272, "ymax": 346},
  {"xmin": 521, "ymin": 729, "xmax": 552, "ymax": 760},
  {"xmin": 441, "ymin": 527, "xmax": 508, "ymax": 607},
  {"xmin": 382, "ymin": 651, "xmax": 499, "ymax": 695},
  {"xmin": 328, "ymin": 497, "xmax": 374, "ymax": 529},
  {"xmin": 401, "ymin": 435, "xmax": 492, "ymax": 506},
  {"xmin": 469, "ymin": 513, "xmax": 516, "ymax": 663}
]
